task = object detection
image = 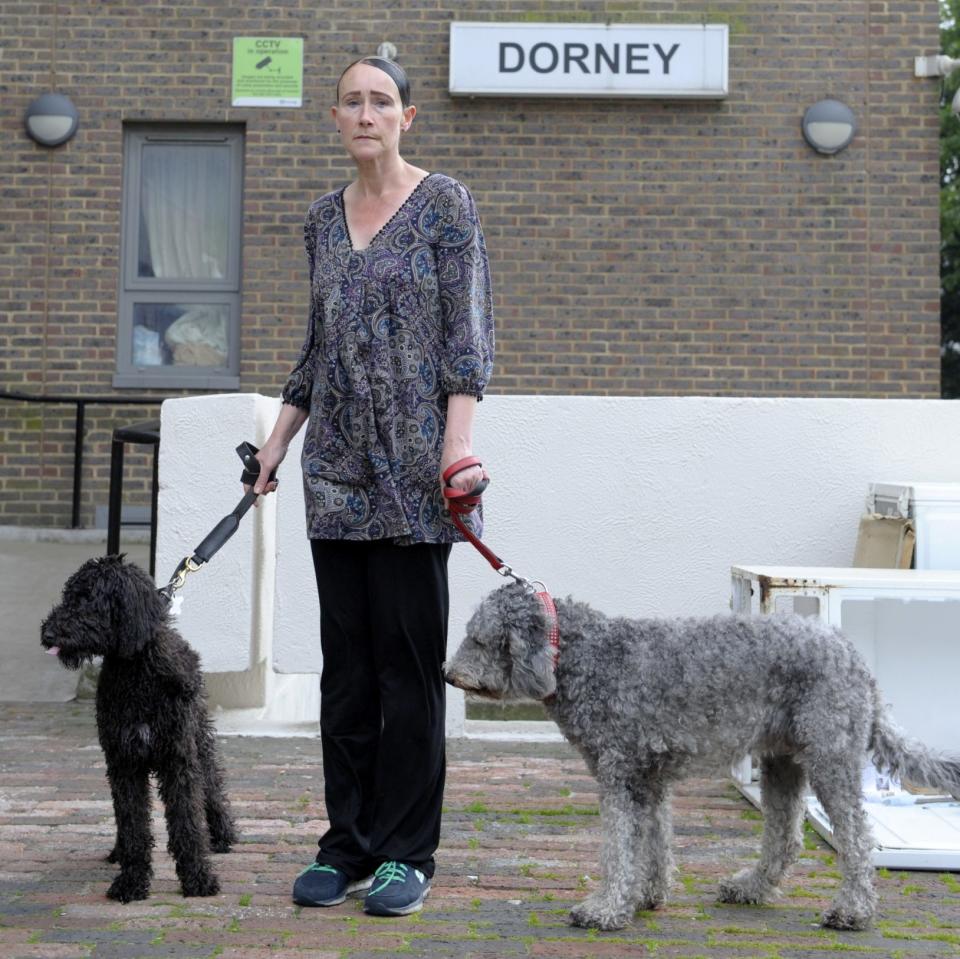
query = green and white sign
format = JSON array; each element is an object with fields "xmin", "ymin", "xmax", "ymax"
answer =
[{"xmin": 232, "ymin": 37, "xmax": 303, "ymax": 107}]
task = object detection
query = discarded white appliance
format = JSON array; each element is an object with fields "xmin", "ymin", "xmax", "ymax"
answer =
[
  {"xmin": 730, "ymin": 564, "xmax": 960, "ymax": 870},
  {"xmin": 867, "ymin": 480, "xmax": 960, "ymax": 570}
]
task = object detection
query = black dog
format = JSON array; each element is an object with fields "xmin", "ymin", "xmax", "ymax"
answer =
[{"xmin": 41, "ymin": 555, "xmax": 238, "ymax": 902}]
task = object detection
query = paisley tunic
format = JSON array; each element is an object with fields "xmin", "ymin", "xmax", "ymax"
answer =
[{"xmin": 281, "ymin": 173, "xmax": 495, "ymax": 544}]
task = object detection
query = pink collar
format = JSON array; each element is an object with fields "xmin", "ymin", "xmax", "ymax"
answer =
[{"xmin": 536, "ymin": 590, "xmax": 560, "ymax": 669}]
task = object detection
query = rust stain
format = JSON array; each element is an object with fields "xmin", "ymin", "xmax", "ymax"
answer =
[
  {"xmin": 757, "ymin": 575, "xmax": 772, "ymax": 609},
  {"xmin": 756, "ymin": 574, "xmax": 833, "ymax": 613}
]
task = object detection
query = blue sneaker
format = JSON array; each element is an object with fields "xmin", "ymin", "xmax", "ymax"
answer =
[
  {"xmin": 363, "ymin": 861, "xmax": 431, "ymax": 916},
  {"xmin": 292, "ymin": 861, "xmax": 373, "ymax": 907}
]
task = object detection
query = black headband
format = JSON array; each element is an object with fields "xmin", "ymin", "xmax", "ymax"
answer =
[{"xmin": 337, "ymin": 57, "xmax": 411, "ymax": 108}]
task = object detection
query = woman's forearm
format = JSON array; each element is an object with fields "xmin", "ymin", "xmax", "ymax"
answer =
[
  {"xmin": 442, "ymin": 394, "xmax": 477, "ymax": 462},
  {"xmin": 252, "ymin": 403, "xmax": 309, "ymax": 494},
  {"xmin": 440, "ymin": 394, "xmax": 483, "ymax": 491},
  {"xmin": 268, "ymin": 403, "xmax": 310, "ymax": 449}
]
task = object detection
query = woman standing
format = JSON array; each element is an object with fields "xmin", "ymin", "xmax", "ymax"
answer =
[{"xmin": 251, "ymin": 56, "xmax": 494, "ymax": 917}]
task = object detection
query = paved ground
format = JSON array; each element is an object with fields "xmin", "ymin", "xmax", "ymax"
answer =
[{"xmin": 2, "ymin": 703, "xmax": 960, "ymax": 959}]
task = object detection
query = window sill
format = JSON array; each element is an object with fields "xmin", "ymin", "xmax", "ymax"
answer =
[{"xmin": 113, "ymin": 373, "xmax": 241, "ymax": 390}]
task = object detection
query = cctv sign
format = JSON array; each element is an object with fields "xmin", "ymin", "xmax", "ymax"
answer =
[
  {"xmin": 449, "ymin": 22, "xmax": 728, "ymax": 99},
  {"xmin": 232, "ymin": 37, "xmax": 304, "ymax": 107}
]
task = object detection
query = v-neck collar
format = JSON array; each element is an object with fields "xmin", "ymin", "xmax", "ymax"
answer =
[{"xmin": 339, "ymin": 173, "xmax": 434, "ymax": 253}]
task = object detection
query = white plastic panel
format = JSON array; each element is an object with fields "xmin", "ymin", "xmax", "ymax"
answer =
[
  {"xmin": 839, "ymin": 597, "xmax": 960, "ymax": 754},
  {"xmin": 868, "ymin": 480, "xmax": 960, "ymax": 569}
]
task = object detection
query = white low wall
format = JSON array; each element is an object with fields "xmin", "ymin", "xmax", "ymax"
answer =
[
  {"xmin": 156, "ymin": 394, "xmax": 318, "ymax": 734},
  {"xmin": 157, "ymin": 394, "xmax": 960, "ymax": 736}
]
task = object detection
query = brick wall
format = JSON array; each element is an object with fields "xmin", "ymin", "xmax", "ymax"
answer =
[{"xmin": 0, "ymin": 1, "xmax": 942, "ymax": 527}]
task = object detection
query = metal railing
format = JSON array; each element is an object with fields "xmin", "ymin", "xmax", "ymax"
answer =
[
  {"xmin": 0, "ymin": 390, "xmax": 166, "ymax": 530},
  {"xmin": 108, "ymin": 420, "xmax": 161, "ymax": 575}
]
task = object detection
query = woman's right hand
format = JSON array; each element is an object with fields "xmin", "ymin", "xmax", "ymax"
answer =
[
  {"xmin": 244, "ymin": 403, "xmax": 309, "ymax": 500},
  {"xmin": 244, "ymin": 441, "xmax": 286, "ymax": 498}
]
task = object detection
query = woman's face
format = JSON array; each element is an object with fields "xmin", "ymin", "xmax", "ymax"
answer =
[{"xmin": 332, "ymin": 62, "xmax": 415, "ymax": 162}]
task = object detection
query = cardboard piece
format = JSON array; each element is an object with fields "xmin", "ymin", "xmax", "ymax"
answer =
[{"xmin": 852, "ymin": 514, "xmax": 915, "ymax": 569}]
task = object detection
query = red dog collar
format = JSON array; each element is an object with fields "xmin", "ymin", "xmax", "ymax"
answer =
[{"xmin": 536, "ymin": 590, "xmax": 560, "ymax": 670}]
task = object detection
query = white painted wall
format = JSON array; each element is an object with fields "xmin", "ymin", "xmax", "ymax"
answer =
[
  {"xmin": 157, "ymin": 394, "xmax": 317, "ymax": 732},
  {"xmin": 157, "ymin": 393, "xmax": 274, "ymax": 674},
  {"xmin": 158, "ymin": 394, "xmax": 960, "ymax": 736}
]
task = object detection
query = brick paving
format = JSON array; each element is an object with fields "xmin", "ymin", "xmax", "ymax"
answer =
[{"xmin": 1, "ymin": 703, "xmax": 959, "ymax": 959}]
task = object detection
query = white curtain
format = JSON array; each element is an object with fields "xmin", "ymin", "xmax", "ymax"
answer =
[{"xmin": 140, "ymin": 144, "xmax": 229, "ymax": 280}]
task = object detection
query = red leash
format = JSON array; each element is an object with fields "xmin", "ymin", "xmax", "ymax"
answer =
[
  {"xmin": 442, "ymin": 456, "xmax": 560, "ymax": 665},
  {"xmin": 441, "ymin": 456, "xmax": 502, "ymax": 571}
]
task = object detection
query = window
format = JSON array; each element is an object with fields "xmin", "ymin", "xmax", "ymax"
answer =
[{"xmin": 116, "ymin": 125, "xmax": 243, "ymax": 388}]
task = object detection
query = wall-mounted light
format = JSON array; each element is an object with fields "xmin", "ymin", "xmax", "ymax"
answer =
[
  {"xmin": 24, "ymin": 93, "xmax": 79, "ymax": 147},
  {"xmin": 801, "ymin": 99, "xmax": 857, "ymax": 155},
  {"xmin": 915, "ymin": 54, "xmax": 960, "ymax": 119}
]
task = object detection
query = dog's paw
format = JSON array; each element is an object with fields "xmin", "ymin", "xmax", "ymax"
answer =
[
  {"xmin": 209, "ymin": 825, "xmax": 239, "ymax": 853},
  {"xmin": 181, "ymin": 871, "xmax": 220, "ymax": 898},
  {"xmin": 821, "ymin": 905, "xmax": 872, "ymax": 931},
  {"xmin": 634, "ymin": 891, "xmax": 666, "ymax": 913},
  {"xmin": 569, "ymin": 897, "xmax": 630, "ymax": 931},
  {"xmin": 717, "ymin": 870, "xmax": 777, "ymax": 906},
  {"xmin": 106, "ymin": 873, "xmax": 150, "ymax": 903}
]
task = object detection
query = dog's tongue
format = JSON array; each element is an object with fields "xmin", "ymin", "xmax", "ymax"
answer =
[{"xmin": 45, "ymin": 646, "xmax": 60, "ymax": 656}]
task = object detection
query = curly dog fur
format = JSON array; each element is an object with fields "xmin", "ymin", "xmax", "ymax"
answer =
[
  {"xmin": 41, "ymin": 555, "xmax": 238, "ymax": 902},
  {"xmin": 445, "ymin": 582, "xmax": 960, "ymax": 931}
]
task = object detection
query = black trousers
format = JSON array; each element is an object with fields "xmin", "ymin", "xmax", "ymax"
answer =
[{"xmin": 309, "ymin": 538, "xmax": 452, "ymax": 880}]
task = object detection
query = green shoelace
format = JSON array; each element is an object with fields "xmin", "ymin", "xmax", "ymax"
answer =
[{"xmin": 370, "ymin": 860, "xmax": 408, "ymax": 894}]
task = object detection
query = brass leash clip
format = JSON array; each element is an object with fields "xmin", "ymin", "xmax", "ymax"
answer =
[{"xmin": 158, "ymin": 556, "xmax": 203, "ymax": 602}]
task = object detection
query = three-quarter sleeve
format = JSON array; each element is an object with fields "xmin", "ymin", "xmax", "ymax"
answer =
[
  {"xmin": 435, "ymin": 182, "xmax": 495, "ymax": 399},
  {"xmin": 280, "ymin": 209, "xmax": 321, "ymax": 410}
]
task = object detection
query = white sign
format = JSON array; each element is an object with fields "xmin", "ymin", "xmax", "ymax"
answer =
[{"xmin": 449, "ymin": 22, "xmax": 728, "ymax": 99}]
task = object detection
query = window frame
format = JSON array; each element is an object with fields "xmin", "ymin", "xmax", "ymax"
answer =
[{"xmin": 115, "ymin": 124, "xmax": 244, "ymax": 389}]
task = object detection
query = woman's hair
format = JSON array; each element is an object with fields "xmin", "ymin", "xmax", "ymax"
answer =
[{"xmin": 336, "ymin": 57, "xmax": 411, "ymax": 108}]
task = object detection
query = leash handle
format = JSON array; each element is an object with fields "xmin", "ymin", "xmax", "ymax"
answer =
[
  {"xmin": 442, "ymin": 456, "xmax": 505, "ymax": 572},
  {"xmin": 441, "ymin": 455, "xmax": 483, "ymax": 484},
  {"xmin": 237, "ymin": 441, "xmax": 277, "ymax": 489}
]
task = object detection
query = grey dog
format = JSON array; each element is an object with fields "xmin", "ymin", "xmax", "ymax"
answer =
[{"xmin": 444, "ymin": 582, "xmax": 960, "ymax": 931}]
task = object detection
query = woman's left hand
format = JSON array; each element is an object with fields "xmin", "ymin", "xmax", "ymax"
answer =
[
  {"xmin": 440, "ymin": 453, "xmax": 485, "ymax": 494},
  {"xmin": 441, "ymin": 395, "xmax": 484, "ymax": 494}
]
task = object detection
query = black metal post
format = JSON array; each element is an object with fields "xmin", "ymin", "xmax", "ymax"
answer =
[
  {"xmin": 106, "ymin": 421, "xmax": 161, "ymax": 564},
  {"xmin": 106, "ymin": 435, "xmax": 125, "ymax": 556}
]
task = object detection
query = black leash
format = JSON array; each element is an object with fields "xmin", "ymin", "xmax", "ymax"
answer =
[{"xmin": 158, "ymin": 442, "xmax": 276, "ymax": 602}]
